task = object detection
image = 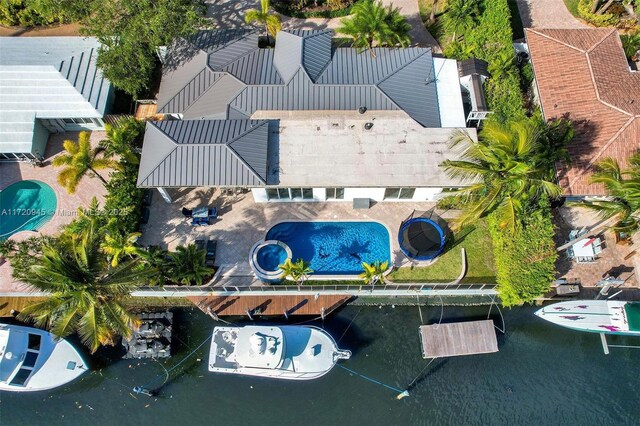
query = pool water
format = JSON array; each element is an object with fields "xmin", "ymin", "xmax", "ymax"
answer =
[
  {"xmin": 256, "ymin": 243, "xmax": 288, "ymax": 271},
  {"xmin": 265, "ymin": 221, "xmax": 391, "ymax": 275},
  {"xmin": 0, "ymin": 180, "xmax": 57, "ymax": 240}
]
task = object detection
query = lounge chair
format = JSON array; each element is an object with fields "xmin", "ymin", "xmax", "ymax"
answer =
[{"xmin": 205, "ymin": 239, "xmax": 217, "ymax": 267}]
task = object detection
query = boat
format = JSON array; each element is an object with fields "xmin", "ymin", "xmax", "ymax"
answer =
[
  {"xmin": 208, "ymin": 325, "xmax": 351, "ymax": 380},
  {"xmin": 122, "ymin": 312, "xmax": 172, "ymax": 359},
  {"xmin": 534, "ymin": 300, "xmax": 640, "ymax": 336},
  {"xmin": 0, "ymin": 323, "xmax": 87, "ymax": 392}
]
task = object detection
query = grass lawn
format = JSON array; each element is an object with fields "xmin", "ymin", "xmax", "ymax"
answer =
[
  {"xmin": 389, "ymin": 218, "xmax": 496, "ymax": 283},
  {"xmin": 563, "ymin": 0, "xmax": 580, "ymax": 17}
]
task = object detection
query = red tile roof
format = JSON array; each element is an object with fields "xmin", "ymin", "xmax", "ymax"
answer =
[{"xmin": 526, "ymin": 28, "xmax": 640, "ymax": 196}]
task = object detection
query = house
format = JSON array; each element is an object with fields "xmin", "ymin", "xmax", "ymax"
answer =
[
  {"xmin": 0, "ymin": 37, "xmax": 114, "ymax": 161},
  {"xmin": 138, "ymin": 29, "xmax": 477, "ymax": 203},
  {"xmin": 526, "ymin": 28, "xmax": 640, "ymax": 198}
]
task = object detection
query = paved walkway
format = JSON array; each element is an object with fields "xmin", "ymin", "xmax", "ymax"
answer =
[
  {"xmin": 206, "ymin": 0, "xmax": 440, "ymax": 50},
  {"xmin": 516, "ymin": 0, "xmax": 588, "ymax": 28}
]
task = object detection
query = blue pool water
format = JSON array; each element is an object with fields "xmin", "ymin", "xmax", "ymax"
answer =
[
  {"xmin": 0, "ymin": 180, "xmax": 57, "ymax": 240},
  {"xmin": 265, "ymin": 221, "xmax": 391, "ymax": 275},
  {"xmin": 256, "ymin": 243, "xmax": 288, "ymax": 271}
]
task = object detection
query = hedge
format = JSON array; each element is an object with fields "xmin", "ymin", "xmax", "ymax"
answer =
[
  {"xmin": 488, "ymin": 199, "xmax": 558, "ymax": 307},
  {"xmin": 577, "ymin": 0, "xmax": 619, "ymax": 27},
  {"xmin": 104, "ymin": 162, "xmax": 143, "ymax": 234}
]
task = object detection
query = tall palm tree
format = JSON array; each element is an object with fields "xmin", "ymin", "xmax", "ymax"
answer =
[
  {"xmin": 359, "ymin": 260, "xmax": 389, "ymax": 285},
  {"xmin": 441, "ymin": 0, "xmax": 480, "ymax": 41},
  {"xmin": 244, "ymin": 0, "xmax": 282, "ymax": 45},
  {"xmin": 577, "ymin": 154, "xmax": 640, "ymax": 233},
  {"xmin": 53, "ymin": 131, "xmax": 120, "ymax": 194},
  {"xmin": 169, "ymin": 244, "xmax": 212, "ymax": 286},
  {"xmin": 278, "ymin": 258, "xmax": 313, "ymax": 288},
  {"xmin": 338, "ymin": 0, "xmax": 411, "ymax": 57},
  {"xmin": 138, "ymin": 246, "xmax": 172, "ymax": 286},
  {"xmin": 100, "ymin": 118, "xmax": 145, "ymax": 165},
  {"xmin": 101, "ymin": 230, "xmax": 141, "ymax": 267},
  {"xmin": 440, "ymin": 119, "xmax": 563, "ymax": 232},
  {"xmin": 16, "ymin": 228, "xmax": 146, "ymax": 353}
]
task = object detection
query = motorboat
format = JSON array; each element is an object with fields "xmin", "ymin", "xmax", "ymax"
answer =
[
  {"xmin": 122, "ymin": 312, "xmax": 172, "ymax": 359},
  {"xmin": 208, "ymin": 325, "xmax": 351, "ymax": 380},
  {"xmin": 0, "ymin": 323, "xmax": 87, "ymax": 392},
  {"xmin": 534, "ymin": 300, "xmax": 640, "ymax": 336}
]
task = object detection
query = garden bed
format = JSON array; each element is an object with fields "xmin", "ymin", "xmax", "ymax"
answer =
[{"xmin": 272, "ymin": 0, "xmax": 360, "ymax": 18}]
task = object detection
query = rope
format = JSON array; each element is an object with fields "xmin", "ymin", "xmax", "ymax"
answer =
[
  {"xmin": 434, "ymin": 294, "xmax": 444, "ymax": 330},
  {"xmin": 487, "ymin": 295, "xmax": 506, "ymax": 334},
  {"xmin": 416, "ymin": 295, "xmax": 424, "ymax": 325},
  {"xmin": 338, "ymin": 305, "xmax": 364, "ymax": 343},
  {"xmin": 406, "ymin": 357, "xmax": 437, "ymax": 390},
  {"xmin": 337, "ymin": 364, "xmax": 409, "ymax": 399}
]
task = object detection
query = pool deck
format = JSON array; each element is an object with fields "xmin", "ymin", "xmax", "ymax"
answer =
[
  {"xmin": 0, "ymin": 131, "xmax": 108, "ymax": 294},
  {"xmin": 138, "ymin": 187, "xmax": 458, "ymax": 287}
]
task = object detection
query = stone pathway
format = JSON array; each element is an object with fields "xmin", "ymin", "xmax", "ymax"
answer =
[{"xmin": 516, "ymin": 0, "xmax": 588, "ymax": 28}]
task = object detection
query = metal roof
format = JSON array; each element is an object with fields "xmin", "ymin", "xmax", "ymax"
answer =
[
  {"xmin": 137, "ymin": 120, "xmax": 271, "ymax": 188},
  {"xmin": 156, "ymin": 29, "xmax": 441, "ymax": 127}
]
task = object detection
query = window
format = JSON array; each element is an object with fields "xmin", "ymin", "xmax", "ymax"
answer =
[
  {"xmin": 266, "ymin": 188, "xmax": 314, "ymax": 200},
  {"xmin": 28, "ymin": 334, "xmax": 41, "ymax": 350},
  {"xmin": 9, "ymin": 368, "xmax": 32, "ymax": 386},
  {"xmin": 384, "ymin": 188, "xmax": 415, "ymax": 200},
  {"xmin": 23, "ymin": 352, "xmax": 39, "ymax": 368},
  {"xmin": 327, "ymin": 188, "xmax": 345, "ymax": 199}
]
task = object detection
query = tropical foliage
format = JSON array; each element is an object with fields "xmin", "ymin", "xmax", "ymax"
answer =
[
  {"xmin": 621, "ymin": 32, "xmax": 640, "ymax": 60},
  {"xmin": 101, "ymin": 230, "xmax": 141, "ymax": 267},
  {"xmin": 338, "ymin": 0, "xmax": 411, "ymax": 56},
  {"xmin": 53, "ymin": 131, "xmax": 119, "ymax": 194},
  {"xmin": 0, "ymin": 0, "xmax": 90, "ymax": 26},
  {"xmin": 245, "ymin": 0, "xmax": 282, "ymax": 43},
  {"xmin": 278, "ymin": 258, "xmax": 314, "ymax": 285},
  {"xmin": 441, "ymin": 0, "xmax": 480, "ymax": 41},
  {"xmin": 100, "ymin": 118, "xmax": 146, "ymax": 165},
  {"xmin": 15, "ymin": 227, "xmax": 146, "ymax": 352},
  {"xmin": 576, "ymin": 153, "xmax": 640, "ymax": 233},
  {"xmin": 359, "ymin": 260, "xmax": 389, "ymax": 285},
  {"xmin": 168, "ymin": 244, "xmax": 212, "ymax": 286}
]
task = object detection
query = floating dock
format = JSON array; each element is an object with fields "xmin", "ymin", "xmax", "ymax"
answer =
[
  {"xmin": 188, "ymin": 294, "xmax": 351, "ymax": 317},
  {"xmin": 419, "ymin": 320, "xmax": 498, "ymax": 358}
]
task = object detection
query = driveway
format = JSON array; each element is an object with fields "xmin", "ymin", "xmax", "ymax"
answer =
[{"xmin": 516, "ymin": 0, "xmax": 588, "ymax": 28}]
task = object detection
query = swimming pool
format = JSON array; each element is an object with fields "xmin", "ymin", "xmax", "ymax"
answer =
[
  {"xmin": 0, "ymin": 180, "xmax": 57, "ymax": 240},
  {"xmin": 265, "ymin": 221, "xmax": 391, "ymax": 276}
]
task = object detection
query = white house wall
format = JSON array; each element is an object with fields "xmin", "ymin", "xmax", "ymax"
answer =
[{"xmin": 251, "ymin": 187, "xmax": 447, "ymax": 203}]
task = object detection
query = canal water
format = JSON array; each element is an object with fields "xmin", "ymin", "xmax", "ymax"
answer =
[{"xmin": 1, "ymin": 304, "xmax": 639, "ymax": 425}]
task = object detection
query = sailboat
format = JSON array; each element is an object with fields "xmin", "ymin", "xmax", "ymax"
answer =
[
  {"xmin": 208, "ymin": 325, "xmax": 351, "ymax": 380},
  {"xmin": 0, "ymin": 323, "xmax": 88, "ymax": 392},
  {"xmin": 534, "ymin": 300, "xmax": 640, "ymax": 336}
]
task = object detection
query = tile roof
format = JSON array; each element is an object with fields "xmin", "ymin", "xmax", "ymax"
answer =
[{"xmin": 526, "ymin": 28, "xmax": 640, "ymax": 196}]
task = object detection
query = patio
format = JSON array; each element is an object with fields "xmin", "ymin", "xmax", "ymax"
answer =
[
  {"xmin": 138, "ymin": 187, "xmax": 456, "ymax": 284},
  {"xmin": 554, "ymin": 207, "xmax": 640, "ymax": 288}
]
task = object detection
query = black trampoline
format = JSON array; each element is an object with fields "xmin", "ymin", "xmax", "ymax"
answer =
[{"xmin": 398, "ymin": 210, "xmax": 449, "ymax": 260}]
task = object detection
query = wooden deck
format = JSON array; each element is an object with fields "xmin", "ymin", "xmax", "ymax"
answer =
[
  {"xmin": 188, "ymin": 294, "xmax": 352, "ymax": 317},
  {"xmin": 134, "ymin": 102, "xmax": 163, "ymax": 120},
  {"xmin": 0, "ymin": 297, "xmax": 46, "ymax": 317},
  {"xmin": 419, "ymin": 320, "xmax": 498, "ymax": 358}
]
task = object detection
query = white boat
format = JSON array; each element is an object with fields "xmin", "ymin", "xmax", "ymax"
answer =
[
  {"xmin": 208, "ymin": 325, "xmax": 351, "ymax": 380},
  {"xmin": 535, "ymin": 300, "xmax": 640, "ymax": 336},
  {"xmin": 0, "ymin": 324, "xmax": 88, "ymax": 392}
]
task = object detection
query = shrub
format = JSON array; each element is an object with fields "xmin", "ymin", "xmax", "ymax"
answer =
[
  {"xmin": 104, "ymin": 162, "xmax": 143, "ymax": 233},
  {"xmin": 0, "ymin": 0, "xmax": 90, "ymax": 26},
  {"xmin": 577, "ymin": 0, "xmax": 619, "ymax": 26},
  {"xmin": 488, "ymin": 199, "xmax": 557, "ymax": 307}
]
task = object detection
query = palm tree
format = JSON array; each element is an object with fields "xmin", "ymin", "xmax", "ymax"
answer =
[
  {"xmin": 278, "ymin": 258, "xmax": 313, "ymax": 288},
  {"xmin": 338, "ymin": 0, "xmax": 411, "ymax": 57},
  {"xmin": 441, "ymin": 0, "xmax": 480, "ymax": 42},
  {"xmin": 138, "ymin": 246, "xmax": 172, "ymax": 286},
  {"xmin": 359, "ymin": 260, "xmax": 389, "ymax": 285},
  {"xmin": 53, "ymin": 131, "xmax": 120, "ymax": 194},
  {"xmin": 440, "ymin": 119, "xmax": 563, "ymax": 232},
  {"xmin": 16, "ymin": 228, "xmax": 145, "ymax": 353},
  {"xmin": 100, "ymin": 118, "xmax": 145, "ymax": 165},
  {"xmin": 244, "ymin": 0, "xmax": 282, "ymax": 45},
  {"xmin": 169, "ymin": 244, "xmax": 212, "ymax": 286},
  {"xmin": 621, "ymin": 32, "xmax": 640, "ymax": 61},
  {"xmin": 101, "ymin": 230, "xmax": 141, "ymax": 267},
  {"xmin": 576, "ymin": 154, "xmax": 640, "ymax": 234}
]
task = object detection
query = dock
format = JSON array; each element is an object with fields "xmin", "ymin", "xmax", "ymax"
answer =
[
  {"xmin": 419, "ymin": 320, "xmax": 498, "ymax": 358},
  {"xmin": 188, "ymin": 294, "xmax": 351, "ymax": 317}
]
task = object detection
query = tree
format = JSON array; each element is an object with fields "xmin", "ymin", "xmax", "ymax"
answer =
[
  {"xmin": 440, "ymin": 118, "xmax": 570, "ymax": 232},
  {"xmin": 53, "ymin": 131, "xmax": 120, "ymax": 193},
  {"xmin": 101, "ymin": 230, "xmax": 141, "ymax": 267},
  {"xmin": 359, "ymin": 260, "xmax": 389, "ymax": 285},
  {"xmin": 16, "ymin": 228, "xmax": 146, "ymax": 352},
  {"xmin": 138, "ymin": 246, "xmax": 172, "ymax": 286},
  {"xmin": 278, "ymin": 258, "xmax": 313, "ymax": 287},
  {"xmin": 81, "ymin": 0, "xmax": 205, "ymax": 97},
  {"xmin": 169, "ymin": 244, "xmax": 212, "ymax": 285},
  {"xmin": 100, "ymin": 118, "xmax": 146, "ymax": 165},
  {"xmin": 621, "ymin": 32, "xmax": 640, "ymax": 61},
  {"xmin": 244, "ymin": 0, "xmax": 282, "ymax": 44},
  {"xmin": 430, "ymin": 0, "xmax": 438, "ymax": 22},
  {"xmin": 338, "ymin": 0, "xmax": 411, "ymax": 57},
  {"xmin": 590, "ymin": 0, "xmax": 617, "ymax": 15},
  {"xmin": 576, "ymin": 154, "xmax": 640, "ymax": 234},
  {"xmin": 441, "ymin": 0, "xmax": 480, "ymax": 41}
]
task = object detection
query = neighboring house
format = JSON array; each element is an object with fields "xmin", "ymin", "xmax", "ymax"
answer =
[
  {"xmin": 526, "ymin": 28, "xmax": 640, "ymax": 198},
  {"xmin": 0, "ymin": 37, "xmax": 114, "ymax": 161},
  {"xmin": 138, "ymin": 29, "xmax": 476, "ymax": 203}
]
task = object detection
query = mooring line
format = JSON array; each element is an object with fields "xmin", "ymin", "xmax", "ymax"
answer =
[{"xmin": 337, "ymin": 364, "xmax": 409, "ymax": 399}]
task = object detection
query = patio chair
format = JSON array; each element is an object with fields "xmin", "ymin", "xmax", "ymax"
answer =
[
  {"xmin": 182, "ymin": 207, "xmax": 193, "ymax": 218},
  {"xmin": 208, "ymin": 207, "xmax": 218, "ymax": 220},
  {"xmin": 205, "ymin": 239, "xmax": 217, "ymax": 267}
]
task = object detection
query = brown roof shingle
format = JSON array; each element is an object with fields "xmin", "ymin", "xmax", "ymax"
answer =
[{"xmin": 526, "ymin": 28, "xmax": 640, "ymax": 196}]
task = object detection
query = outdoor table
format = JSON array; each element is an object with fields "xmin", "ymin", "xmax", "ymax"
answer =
[
  {"xmin": 572, "ymin": 237, "xmax": 602, "ymax": 262},
  {"xmin": 193, "ymin": 207, "xmax": 208, "ymax": 218}
]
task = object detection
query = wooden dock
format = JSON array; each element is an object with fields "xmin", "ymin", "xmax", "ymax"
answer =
[
  {"xmin": 419, "ymin": 320, "xmax": 498, "ymax": 358},
  {"xmin": 0, "ymin": 297, "xmax": 46, "ymax": 317},
  {"xmin": 187, "ymin": 294, "xmax": 351, "ymax": 317}
]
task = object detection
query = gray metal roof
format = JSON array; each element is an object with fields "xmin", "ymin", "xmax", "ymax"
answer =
[
  {"xmin": 458, "ymin": 58, "xmax": 490, "ymax": 77},
  {"xmin": 157, "ymin": 29, "xmax": 441, "ymax": 127},
  {"xmin": 137, "ymin": 120, "xmax": 271, "ymax": 188}
]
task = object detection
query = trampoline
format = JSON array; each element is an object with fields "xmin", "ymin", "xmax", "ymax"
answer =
[{"xmin": 398, "ymin": 210, "xmax": 449, "ymax": 260}]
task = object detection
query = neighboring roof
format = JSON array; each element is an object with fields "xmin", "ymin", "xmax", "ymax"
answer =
[
  {"xmin": 137, "ymin": 120, "xmax": 271, "ymax": 188},
  {"xmin": 526, "ymin": 28, "xmax": 640, "ymax": 196},
  {"xmin": 0, "ymin": 37, "xmax": 112, "ymax": 154},
  {"xmin": 458, "ymin": 58, "xmax": 489, "ymax": 77},
  {"xmin": 157, "ymin": 29, "xmax": 442, "ymax": 127}
]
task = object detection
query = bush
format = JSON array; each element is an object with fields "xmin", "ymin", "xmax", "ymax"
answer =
[
  {"xmin": 104, "ymin": 162, "xmax": 143, "ymax": 233},
  {"xmin": 577, "ymin": 0, "xmax": 619, "ymax": 26},
  {"xmin": 272, "ymin": 0, "xmax": 357, "ymax": 18},
  {"xmin": 488, "ymin": 199, "xmax": 557, "ymax": 307},
  {"xmin": 0, "ymin": 0, "xmax": 89, "ymax": 26}
]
